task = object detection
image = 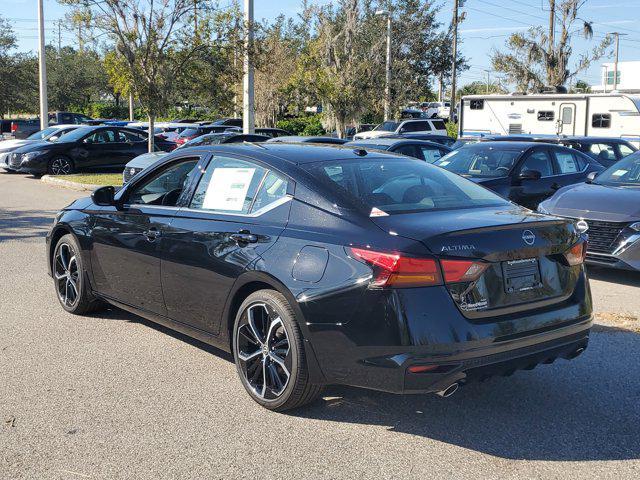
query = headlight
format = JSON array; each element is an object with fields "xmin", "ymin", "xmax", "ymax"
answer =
[
  {"xmin": 20, "ymin": 150, "xmax": 44, "ymax": 163},
  {"xmin": 630, "ymin": 222, "xmax": 640, "ymax": 232}
]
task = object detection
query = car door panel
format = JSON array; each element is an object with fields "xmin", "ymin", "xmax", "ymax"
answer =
[
  {"xmin": 161, "ymin": 205, "xmax": 291, "ymax": 334},
  {"xmin": 89, "ymin": 205, "xmax": 176, "ymax": 315}
]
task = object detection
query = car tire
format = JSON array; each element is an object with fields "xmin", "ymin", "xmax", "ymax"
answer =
[
  {"xmin": 233, "ymin": 289, "xmax": 323, "ymax": 411},
  {"xmin": 52, "ymin": 234, "xmax": 103, "ymax": 315},
  {"xmin": 48, "ymin": 156, "xmax": 75, "ymax": 175}
]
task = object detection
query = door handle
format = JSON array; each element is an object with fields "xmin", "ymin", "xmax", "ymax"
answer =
[
  {"xmin": 230, "ymin": 230, "xmax": 258, "ymax": 245},
  {"xmin": 143, "ymin": 227, "xmax": 161, "ymax": 241}
]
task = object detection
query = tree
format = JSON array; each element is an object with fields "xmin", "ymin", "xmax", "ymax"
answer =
[
  {"xmin": 572, "ymin": 79, "xmax": 590, "ymax": 93},
  {"xmin": 491, "ymin": 0, "xmax": 611, "ymax": 92},
  {"xmin": 0, "ymin": 16, "xmax": 38, "ymax": 116},
  {"xmin": 457, "ymin": 80, "xmax": 506, "ymax": 97},
  {"xmin": 61, "ymin": 0, "xmax": 202, "ymax": 151}
]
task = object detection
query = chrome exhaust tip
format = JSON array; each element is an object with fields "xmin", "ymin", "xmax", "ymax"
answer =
[{"xmin": 436, "ymin": 382, "xmax": 459, "ymax": 398}]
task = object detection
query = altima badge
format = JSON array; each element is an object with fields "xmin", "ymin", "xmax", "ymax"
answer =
[{"xmin": 522, "ymin": 230, "xmax": 536, "ymax": 246}]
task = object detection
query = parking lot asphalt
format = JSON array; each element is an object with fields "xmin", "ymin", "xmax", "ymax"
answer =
[{"xmin": 1, "ymin": 173, "xmax": 639, "ymax": 480}]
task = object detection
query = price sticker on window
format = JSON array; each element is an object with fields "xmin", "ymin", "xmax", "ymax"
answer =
[{"xmin": 203, "ymin": 167, "xmax": 255, "ymax": 211}]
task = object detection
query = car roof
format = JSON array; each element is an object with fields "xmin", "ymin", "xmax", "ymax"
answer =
[
  {"xmin": 463, "ymin": 141, "xmax": 540, "ymax": 150},
  {"xmin": 346, "ymin": 138, "xmax": 446, "ymax": 148},
  {"xmin": 267, "ymin": 135, "xmax": 346, "ymax": 143},
  {"xmin": 174, "ymin": 142, "xmax": 401, "ymax": 165}
]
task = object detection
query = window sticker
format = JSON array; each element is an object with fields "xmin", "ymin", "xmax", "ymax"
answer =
[
  {"xmin": 202, "ymin": 167, "xmax": 256, "ymax": 211},
  {"xmin": 369, "ymin": 207, "xmax": 389, "ymax": 217}
]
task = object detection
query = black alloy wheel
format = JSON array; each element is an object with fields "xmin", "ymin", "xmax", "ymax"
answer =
[
  {"xmin": 233, "ymin": 290, "xmax": 323, "ymax": 411},
  {"xmin": 52, "ymin": 234, "xmax": 103, "ymax": 315},
  {"xmin": 48, "ymin": 156, "xmax": 74, "ymax": 175}
]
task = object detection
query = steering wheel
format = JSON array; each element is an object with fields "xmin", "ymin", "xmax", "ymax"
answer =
[
  {"xmin": 161, "ymin": 188, "xmax": 182, "ymax": 206},
  {"xmin": 495, "ymin": 166, "xmax": 510, "ymax": 174}
]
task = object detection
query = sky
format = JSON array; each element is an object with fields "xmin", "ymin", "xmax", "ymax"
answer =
[{"xmin": 3, "ymin": 0, "xmax": 640, "ymax": 91}]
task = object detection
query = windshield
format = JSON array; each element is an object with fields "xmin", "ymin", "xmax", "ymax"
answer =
[
  {"xmin": 55, "ymin": 126, "xmax": 96, "ymax": 143},
  {"xmin": 27, "ymin": 127, "xmax": 59, "ymax": 140},
  {"xmin": 435, "ymin": 145, "xmax": 522, "ymax": 178},
  {"xmin": 302, "ymin": 157, "xmax": 508, "ymax": 215},
  {"xmin": 374, "ymin": 121, "xmax": 400, "ymax": 132},
  {"xmin": 179, "ymin": 128, "xmax": 200, "ymax": 137},
  {"xmin": 595, "ymin": 152, "xmax": 640, "ymax": 186}
]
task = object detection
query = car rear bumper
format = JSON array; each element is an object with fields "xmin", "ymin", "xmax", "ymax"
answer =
[{"xmin": 301, "ymin": 269, "xmax": 593, "ymax": 394}]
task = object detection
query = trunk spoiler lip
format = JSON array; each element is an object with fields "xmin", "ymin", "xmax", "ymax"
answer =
[{"xmin": 434, "ymin": 218, "xmax": 571, "ymax": 238}]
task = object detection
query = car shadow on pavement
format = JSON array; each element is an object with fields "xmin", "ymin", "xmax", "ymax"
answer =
[
  {"xmin": 295, "ymin": 330, "xmax": 640, "ymax": 462},
  {"xmin": 0, "ymin": 208, "xmax": 57, "ymax": 242},
  {"xmin": 587, "ymin": 265, "xmax": 640, "ymax": 288}
]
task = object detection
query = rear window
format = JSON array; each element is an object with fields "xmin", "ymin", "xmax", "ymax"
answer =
[
  {"xmin": 302, "ymin": 158, "xmax": 508, "ymax": 215},
  {"xmin": 431, "ymin": 119, "xmax": 446, "ymax": 130},
  {"xmin": 435, "ymin": 146, "xmax": 521, "ymax": 178}
]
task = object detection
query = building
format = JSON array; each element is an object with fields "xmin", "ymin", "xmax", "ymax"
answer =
[{"xmin": 592, "ymin": 61, "xmax": 640, "ymax": 93}]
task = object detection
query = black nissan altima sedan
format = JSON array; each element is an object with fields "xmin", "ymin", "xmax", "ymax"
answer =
[
  {"xmin": 8, "ymin": 126, "xmax": 176, "ymax": 175},
  {"xmin": 47, "ymin": 143, "xmax": 592, "ymax": 411},
  {"xmin": 435, "ymin": 142, "xmax": 605, "ymax": 210}
]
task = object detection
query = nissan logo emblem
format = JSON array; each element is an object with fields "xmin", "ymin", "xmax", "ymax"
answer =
[{"xmin": 522, "ymin": 230, "xmax": 536, "ymax": 246}]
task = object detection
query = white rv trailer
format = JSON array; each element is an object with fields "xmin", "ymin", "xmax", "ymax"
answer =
[{"xmin": 459, "ymin": 93, "xmax": 640, "ymax": 145}]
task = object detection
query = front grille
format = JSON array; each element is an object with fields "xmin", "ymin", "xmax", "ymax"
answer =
[
  {"xmin": 8, "ymin": 153, "xmax": 22, "ymax": 169},
  {"xmin": 583, "ymin": 220, "xmax": 628, "ymax": 254}
]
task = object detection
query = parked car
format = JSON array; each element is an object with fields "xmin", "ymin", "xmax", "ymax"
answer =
[
  {"xmin": 266, "ymin": 136, "xmax": 348, "ymax": 145},
  {"xmin": 0, "ymin": 125, "xmax": 80, "ymax": 171},
  {"xmin": 435, "ymin": 142, "xmax": 605, "ymax": 209},
  {"xmin": 353, "ymin": 118, "xmax": 447, "ymax": 140},
  {"xmin": 8, "ymin": 126, "xmax": 175, "ymax": 175},
  {"xmin": 122, "ymin": 133, "xmax": 272, "ymax": 183},
  {"xmin": 9, "ymin": 112, "xmax": 96, "ymax": 139},
  {"xmin": 538, "ymin": 151, "xmax": 640, "ymax": 271},
  {"xmin": 254, "ymin": 128, "xmax": 291, "ymax": 138},
  {"xmin": 345, "ymin": 138, "xmax": 451, "ymax": 163},
  {"xmin": 424, "ymin": 102, "xmax": 451, "ymax": 119},
  {"xmin": 344, "ymin": 124, "xmax": 376, "ymax": 139},
  {"xmin": 175, "ymin": 125, "xmax": 241, "ymax": 145},
  {"xmin": 480, "ymin": 135, "xmax": 637, "ymax": 166},
  {"xmin": 383, "ymin": 133, "xmax": 457, "ymax": 149},
  {"xmin": 47, "ymin": 143, "xmax": 592, "ymax": 411},
  {"xmin": 209, "ymin": 118, "xmax": 243, "ymax": 127}
]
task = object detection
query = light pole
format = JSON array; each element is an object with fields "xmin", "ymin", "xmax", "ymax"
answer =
[
  {"xmin": 37, "ymin": 0, "xmax": 49, "ymax": 130},
  {"xmin": 449, "ymin": 0, "xmax": 460, "ymax": 123},
  {"xmin": 375, "ymin": 10, "xmax": 392, "ymax": 121},
  {"xmin": 484, "ymin": 69, "xmax": 491, "ymax": 94},
  {"xmin": 609, "ymin": 32, "xmax": 627, "ymax": 91},
  {"xmin": 243, "ymin": 0, "xmax": 255, "ymax": 133}
]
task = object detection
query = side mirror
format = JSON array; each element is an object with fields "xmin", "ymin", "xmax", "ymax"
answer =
[
  {"xmin": 518, "ymin": 169, "xmax": 542, "ymax": 181},
  {"xmin": 92, "ymin": 186, "xmax": 116, "ymax": 206},
  {"xmin": 586, "ymin": 171, "xmax": 598, "ymax": 183}
]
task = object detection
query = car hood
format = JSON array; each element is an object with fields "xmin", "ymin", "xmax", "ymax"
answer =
[
  {"xmin": 541, "ymin": 182, "xmax": 640, "ymax": 222},
  {"xmin": 11, "ymin": 140, "xmax": 57, "ymax": 154},
  {"xmin": 0, "ymin": 139, "xmax": 36, "ymax": 152},
  {"xmin": 126, "ymin": 151, "xmax": 168, "ymax": 169}
]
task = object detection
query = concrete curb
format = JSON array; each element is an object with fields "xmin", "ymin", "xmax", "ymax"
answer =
[{"xmin": 41, "ymin": 175, "xmax": 102, "ymax": 192}]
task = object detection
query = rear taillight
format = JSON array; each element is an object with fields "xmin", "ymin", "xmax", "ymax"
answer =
[
  {"xmin": 440, "ymin": 259, "xmax": 489, "ymax": 283},
  {"xmin": 10, "ymin": 122, "xmax": 17, "ymax": 133},
  {"xmin": 564, "ymin": 241, "xmax": 587, "ymax": 266},
  {"xmin": 349, "ymin": 247, "xmax": 441, "ymax": 287}
]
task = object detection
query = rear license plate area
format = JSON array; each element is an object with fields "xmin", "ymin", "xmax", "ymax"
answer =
[{"xmin": 502, "ymin": 258, "xmax": 541, "ymax": 293}]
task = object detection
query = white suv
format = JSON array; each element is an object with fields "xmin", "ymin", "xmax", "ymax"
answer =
[{"xmin": 353, "ymin": 119, "xmax": 447, "ymax": 140}]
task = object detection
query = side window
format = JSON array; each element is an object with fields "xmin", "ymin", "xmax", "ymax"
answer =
[
  {"xmin": 251, "ymin": 171, "xmax": 289, "ymax": 212},
  {"xmin": 190, "ymin": 156, "xmax": 267, "ymax": 214},
  {"xmin": 127, "ymin": 158, "xmax": 199, "ymax": 206},
  {"xmin": 470, "ymin": 99, "xmax": 484, "ymax": 110},
  {"xmin": 401, "ymin": 121, "xmax": 429, "ymax": 133},
  {"xmin": 431, "ymin": 119, "xmax": 446, "ymax": 130},
  {"xmin": 520, "ymin": 150, "xmax": 554, "ymax": 177},
  {"xmin": 420, "ymin": 147, "xmax": 444, "ymax": 164},
  {"xmin": 118, "ymin": 130, "xmax": 146, "ymax": 142},
  {"xmin": 552, "ymin": 150, "xmax": 583, "ymax": 174},
  {"xmin": 592, "ymin": 114, "xmax": 611, "ymax": 128},
  {"xmin": 537, "ymin": 111, "xmax": 555, "ymax": 121},
  {"xmin": 561, "ymin": 107, "xmax": 573, "ymax": 124},
  {"xmin": 394, "ymin": 145, "xmax": 419, "ymax": 158},
  {"xmin": 618, "ymin": 143, "xmax": 635, "ymax": 158},
  {"xmin": 84, "ymin": 129, "xmax": 116, "ymax": 144},
  {"xmin": 588, "ymin": 143, "xmax": 616, "ymax": 163}
]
